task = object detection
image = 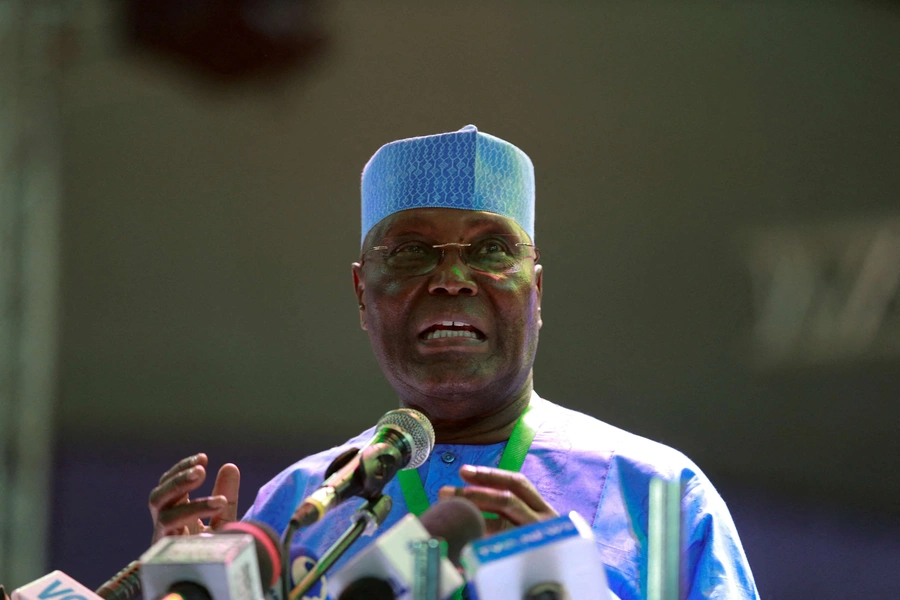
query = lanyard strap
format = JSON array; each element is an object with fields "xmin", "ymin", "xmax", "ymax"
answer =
[{"xmin": 397, "ymin": 393, "xmax": 541, "ymax": 518}]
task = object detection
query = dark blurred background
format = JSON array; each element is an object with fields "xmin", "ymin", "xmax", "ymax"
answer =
[{"xmin": 2, "ymin": 1, "xmax": 899, "ymax": 598}]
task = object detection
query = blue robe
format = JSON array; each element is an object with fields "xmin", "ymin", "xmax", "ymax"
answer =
[{"xmin": 244, "ymin": 394, "xmax": 759, "ymax": 599}]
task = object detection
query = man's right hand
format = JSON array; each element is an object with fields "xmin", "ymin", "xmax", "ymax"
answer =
[{"xmin": 149, "ymin": 453, "xmax": 241, "ymax": 543}]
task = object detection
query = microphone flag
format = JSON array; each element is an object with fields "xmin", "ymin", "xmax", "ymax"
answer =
[
  {"xmin": 12, "ymin": 572, "xmax": 104, "ymax": 600},
  {"xmin": 461, "ymin": 512, "xmax": 613, "ymax": 600}
]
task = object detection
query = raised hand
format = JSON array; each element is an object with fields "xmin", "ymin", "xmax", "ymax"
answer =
[
  {"xmin": 438, "ymin": 464, "xmax": 559, "ymax": 535},
  {"xmin": 148, "ymin": 453, "xmax": 240, "ymax": 543}
]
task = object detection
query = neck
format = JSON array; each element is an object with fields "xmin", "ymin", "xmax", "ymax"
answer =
[{"xmin": 402, "ymin": 380, "xmax": 533, "ymax": 445}]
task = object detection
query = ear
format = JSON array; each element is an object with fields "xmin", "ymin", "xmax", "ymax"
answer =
[
  {"xmin": 351, "ymin": 262, "xmax": 367, "ymax": 330},
  {"xmin": 534, "ymin": 263, "xmax": 543, "ymax": 330}
]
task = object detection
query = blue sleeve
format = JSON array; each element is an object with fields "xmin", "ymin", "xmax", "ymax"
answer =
[{"xmin": 681, "ymin": 477, "xmax": 759, "ymax": 600}]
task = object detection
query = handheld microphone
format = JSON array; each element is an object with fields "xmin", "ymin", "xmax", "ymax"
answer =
[
  {"xmin": 461, "ymin": 512, "xmax": 613, "ymax": 600},
  {"xmin": 12, "ymin": 571, "xmax": 105, "ymax": 600},
  {"xmin": 140, "ymin": 521, "xmax": 282, "ymax": 600},
  {"xmin": 329, "ymin": 498, "xmax": 486, "ymax": 600},
  {"xmin": 291, "ymin": 409, "xmax": 435, "ymax": 528}
]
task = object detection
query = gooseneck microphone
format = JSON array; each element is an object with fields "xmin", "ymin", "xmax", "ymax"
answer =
[{"xmin": 290, "ymin": 408, "xmax": 435, "ymax": 528}]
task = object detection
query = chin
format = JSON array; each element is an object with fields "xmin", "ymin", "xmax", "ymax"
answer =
[
  {"xmin": 417, "ymin": 373, "xmax": 492, "ymax": 395},
  {"xmin": 392, "ymin": 367, "xmax": 495, "ymax": 400}
]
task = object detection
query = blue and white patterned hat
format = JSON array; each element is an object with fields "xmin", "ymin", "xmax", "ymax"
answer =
[{"xmin": 361, "ymin": 125, "xmax": 535, "ymax": 246}]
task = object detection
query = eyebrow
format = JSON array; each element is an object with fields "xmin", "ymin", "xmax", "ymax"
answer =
[{"xmin": 382, "ymin": 214, "xmax": 519, "ymax": 239}]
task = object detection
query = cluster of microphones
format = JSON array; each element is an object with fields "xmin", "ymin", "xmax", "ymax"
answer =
[{"xmin": 9, "ymin": 409, "xmax": 615, "ymax": 600}]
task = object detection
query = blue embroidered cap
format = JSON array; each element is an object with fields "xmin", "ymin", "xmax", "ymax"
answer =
[{"xmin": 361, "ymin": 125, "xmax": 535, "ymax": 246}]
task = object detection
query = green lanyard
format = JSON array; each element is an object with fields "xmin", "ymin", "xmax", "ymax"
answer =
[
  {"xmin": 395, "ymin": 395, "xmax": 541, "ymax": 598},
  {"xmin": 397, "ymin": 394, "xmax": 541, "ymax": 516}
]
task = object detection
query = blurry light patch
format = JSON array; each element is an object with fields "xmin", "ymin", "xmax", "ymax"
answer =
[{"xmin": 744, "ymin": 217, "xmax": 900, "ymax": 367}]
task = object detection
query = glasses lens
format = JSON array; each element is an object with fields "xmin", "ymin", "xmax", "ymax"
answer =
[
  {"xmin": 383, "ymin": 240, "xmax": 440, "ymax": 275},
  {"xmin": 466, "ymin": 237, "xmax": 521, "ymax": 273}
]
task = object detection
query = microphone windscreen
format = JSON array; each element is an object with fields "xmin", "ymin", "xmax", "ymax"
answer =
[
  {"xmin": 419, "ymin": 497, "xmax": 486, "ymax": 567},
  {"xmin": 375, "ymin": 408, "xmax": 435, "ymax": 468},
  {"xmin": 336, "ymin": 577, "xmax": 395, "ymax": 600},
  {"xmin": 221, "ymin": 521, "xmax": 282, "ymax": 590}
]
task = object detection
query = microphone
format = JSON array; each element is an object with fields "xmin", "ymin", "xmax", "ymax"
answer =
[
  {"xmin": 140, "ymin": 521, "xmax": 282, "ymax": 600},
  {"xmin": 96, "ymin": 561, "xmax": 141, "ymax": 600},
  {"xmin": 461, "ymin": 512, "xmax": 614, "ymax": 600},
  {"xmin": 291, "ymin": 409, "xmax": 435, "ymax": 528},
  {"xmin": 95, "ymin": 522, "xmax": 281, "ymax": 600},
  {"xmin": 12, "ymin": 571, "xmax": 105, "ymax": 600},
  {"xmin": 11, "ymin": 523, "xmax": 280, "ymax": 600},
  {"xmin": 329, "ymin": 498, "xmax": 486, "ymax": 600},
  {"xmin": 418, "ymin": 496, "xmax": 486, "ymax": 568}
]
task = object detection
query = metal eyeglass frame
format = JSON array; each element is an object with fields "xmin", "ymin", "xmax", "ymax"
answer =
[{"xmin": 360, "ymin": 239, "xmax": 540, "ymax": 276}]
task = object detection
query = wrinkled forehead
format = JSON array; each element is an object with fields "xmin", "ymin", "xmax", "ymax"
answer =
[{"xmin": 363, "ymin": 208, "xmax": 530, "ymax": 248}]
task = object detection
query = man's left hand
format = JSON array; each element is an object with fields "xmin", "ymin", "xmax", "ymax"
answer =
[{"xmin": 438, "ymin": 464, "xmax": 559, "ymax": 535}]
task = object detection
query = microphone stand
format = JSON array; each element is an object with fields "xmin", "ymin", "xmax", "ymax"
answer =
[{"xmin": 288, "ymin": 494, "xmax": 393, "ymax": 600}]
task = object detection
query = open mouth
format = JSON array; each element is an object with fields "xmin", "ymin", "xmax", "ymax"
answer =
[{"xmin": 419, "ymin": 321, "xmax": 486, "ymax": 342}]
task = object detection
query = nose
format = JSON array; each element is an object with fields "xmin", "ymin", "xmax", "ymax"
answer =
[{"xmin": 427, "ymin": 247, "xmax": 478, "ymax": 296}]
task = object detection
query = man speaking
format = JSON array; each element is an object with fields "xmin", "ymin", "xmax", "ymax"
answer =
[{"xmin": 148, "ymin": 125, "xmax": 758, "ymax": 599}]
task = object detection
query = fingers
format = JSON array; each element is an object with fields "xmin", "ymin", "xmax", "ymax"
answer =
[
  {"xmin": 439, "ymin": 484, "xmax": 541, "ymax": 526},
  {"xmin": 156, "ymin": 496, "xmax": 228, "ymax": 538},
  {"xmin": 209, "ymin": 463, "xmax": 241, "ymax": 529},
  {"xmin": 159, "ymin": 453, "xmax": 208, "ymax": 485},
  {"xmin": 149, "ymin": 462, "xmax": 208, "ymax": 516},
  {"xmin": 438, "ymin": 465, "xmax": 558, "ymax": 529},
  {"xmin": 458, "ymin": 465, "xmax": 552, "ymax": 513},
  {"xmin": 150, "ymin": 453, "xmax": 233, "ymax": 543}
]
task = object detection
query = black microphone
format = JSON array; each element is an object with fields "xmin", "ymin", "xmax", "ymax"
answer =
[
  {"xmin": 419, "ymin": 497, "xmax": 486, "ymax": 568},
  {"xmin": 290, "ymin": 408, "xmax": 435, "ymax": 528}
]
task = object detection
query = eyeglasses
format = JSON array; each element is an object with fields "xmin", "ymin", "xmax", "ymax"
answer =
[{"xmin": 361, "ymin": 234, "xmax": 540, "ymax": 277}]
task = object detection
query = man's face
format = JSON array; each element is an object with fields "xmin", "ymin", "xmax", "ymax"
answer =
[{"xmin": 352, "ymin": 208, "xmax": 543, "ymax": 419}]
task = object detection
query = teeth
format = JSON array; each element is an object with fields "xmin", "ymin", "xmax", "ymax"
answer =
[
  {"xmin": 439, "ymin": 320, "xmax": 470, "ymax": 327},
  {"xmin": 424, "ymin": 329, "xmax": 479, "ymax": 341}
]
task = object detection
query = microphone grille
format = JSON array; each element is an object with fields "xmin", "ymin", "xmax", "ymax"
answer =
[{"xmin": 376, "ymin": 408, "xmax": 435, "ymax": 469}]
